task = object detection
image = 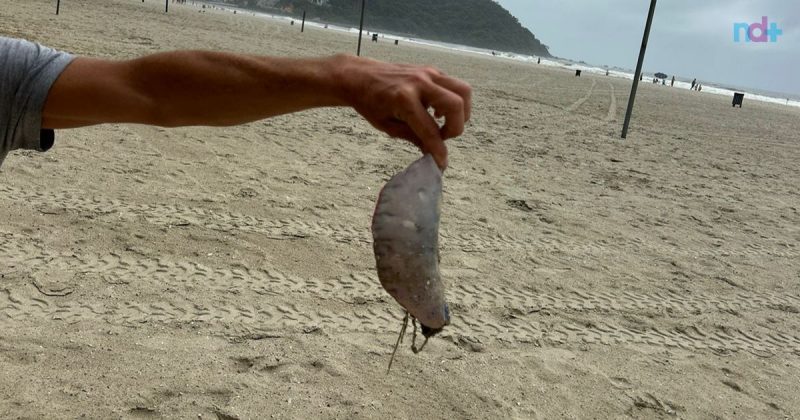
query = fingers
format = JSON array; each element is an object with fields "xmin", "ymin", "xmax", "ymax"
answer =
[
  {"xmin": 380, "ymin": 119, "xmax": 447, "ymax": 170},
  {"xmin": 424, "ymin": 84, "xmax": 465, "ymax": 141},
  {"xmin": 351, "ymin": 60, "xmax": 471, "ymax": 171},
  {"xmin": 381, "ymin": 120, "xmax": 422, "ymax": 149},
  {"xmin": 397, "ymin": 66, "xmax": 471, "ymax": 129},
  {"xmin": 389, "ymin": 70, "xmax": 470, "ymax": 170},
  {"xmin": 401, "ymin": 97, "xmax": 448, "ymax": 170},
  {"xmin": 432, "ymin": 74, "xmax": 472, "ymax": 122}
]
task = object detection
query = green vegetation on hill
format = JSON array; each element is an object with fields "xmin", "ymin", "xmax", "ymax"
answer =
[{"xmin": 224, "ymin": 0, "xmax": 550, "ymax": 57}]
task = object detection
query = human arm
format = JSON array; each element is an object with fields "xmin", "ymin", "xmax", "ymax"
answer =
[{"xmin": 42, "ymin": 51, "xmax": 471, "ymax": 169}]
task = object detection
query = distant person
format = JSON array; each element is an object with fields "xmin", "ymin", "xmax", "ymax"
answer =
[
  {"xmin": 671, "ymin": 75, "xmax": 675, "ymax": 87},
  {"xmin": 0, "ymin": 37, "xmax": 471, "ymax": 170},
  {"xmin": 698, "ymin": 84, "xmax": 702, "ymax": 92},
  {"xmin": 640, "ymin": 73, "xmax": 643, "ymax": 81},
  {"xmin": 662, "ymin": 79, "xmax": 665, "ymax": 85},
  {"xmin": 691, "ymin": 78, "xmax": 696, "ymax": 90}
]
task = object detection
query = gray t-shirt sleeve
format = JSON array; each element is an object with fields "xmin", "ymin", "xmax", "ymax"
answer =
[{"xmin": 0, "ymin": 37, "xmax": 75, "ymax": 167}]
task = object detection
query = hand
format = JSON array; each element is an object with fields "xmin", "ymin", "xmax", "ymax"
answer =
[{"xmin": 333, "ymin": 55, "xmax": 472, "ymax": 170}]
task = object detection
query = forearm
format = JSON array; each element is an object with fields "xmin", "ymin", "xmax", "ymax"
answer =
[
  {"xmin": 129, "ymin": 51, "xmax": 348, "ymax": 127},
  {"xmin": 44, "ymin": 51, "xmax": 350, "ymax": 128}
]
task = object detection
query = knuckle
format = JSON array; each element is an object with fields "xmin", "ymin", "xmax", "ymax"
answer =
[
  {"xmin": 444, "ymin": 119, "xmax": 463, "ymax": 135},
  {"xmin": 452, "ymin": 94, "xmax": 465, "ymax": 109},
  {"xmin": 452, "ymin": 78, "xmax": 471, "ymax": 94},
  {"xmin": 444, "ymin": 94, "xmax": 464, "ymax": 112},
  {"xmin": 463, "ymin": 83, "xmax": 473, "ymax": 97},
  {"xmin": 423, "ymin": 66, "xmax": 441, "ymax": 76},
  {"xmin": 393, "ymin": 86, "xmax": 416, "ymax": 103},
  {"xmin": 409, "ymin": 72, "xmax": 428, "ymax": 85}
]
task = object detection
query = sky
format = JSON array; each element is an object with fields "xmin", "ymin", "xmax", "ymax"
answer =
[{"xmin": 496, "ymin": 0, "xmax": 798, "ymax": 97}]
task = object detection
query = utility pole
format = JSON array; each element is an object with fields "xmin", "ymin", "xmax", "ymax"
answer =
[
  {"xmin": 165, "ymin": 0, "xmax": 169, "ymax": 13},
  {"xmin": 301, "ymin": 10, "xmax": 306, "ymax": 32},
  {"xmin": 356, "ymin": 0, "xmax": 366, "ymax": 56},
  {"xmin": 621, "ymin": 0, "xmax": 657, "ymax": 139},
  {"xmin": 56, "ymin": 0, "xmax": 60, "ymax": 15}
]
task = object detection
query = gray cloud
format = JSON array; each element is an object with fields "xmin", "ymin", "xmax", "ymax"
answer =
[{"xmin": 498, "ymin": 0, "xmax": 798, "ymax": 96}]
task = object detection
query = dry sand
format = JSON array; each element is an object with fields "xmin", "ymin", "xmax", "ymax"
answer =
[{"xmin": 2, "ymin": 0, "xmax": 799, "ymax": 418}]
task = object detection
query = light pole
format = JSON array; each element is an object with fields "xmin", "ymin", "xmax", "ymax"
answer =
[
  {"xmin": 621, "ymin": 0, "xmax": 657, "ymax": 139},
  {"xmin": 356, "ymin": 0, "xmax": 366, "ymax": 56}
]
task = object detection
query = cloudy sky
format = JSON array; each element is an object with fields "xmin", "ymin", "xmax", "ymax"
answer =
[{"xmin": 497, "ymin": 0, "xmax": 798, "ymax": 96}]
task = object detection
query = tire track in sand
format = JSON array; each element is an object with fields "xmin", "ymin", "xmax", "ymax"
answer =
[
  {"xmin": 564, "ymin": 79, "xmax": 597, "ymax": 113},
  {"xmin": 2, "ymin": 288, "xmax": 798, "ymax": 356},
  {"xmin": 604, "ymin": 82, "xmax": 617, "ymax": 122},
  {"xmin": 3, "ymin": 233, "xmax": 799, "ymax": 316},
  {"xmin": 0, "ymin": 185, "xmax": 581, "ymax": 254},
  {"xmin": 2, "ymin": 185, "xmax": 797, "ymax": 259},
  {"xmin": 2, "ymin": 233, "xmax": 798, "ymax": 355}
]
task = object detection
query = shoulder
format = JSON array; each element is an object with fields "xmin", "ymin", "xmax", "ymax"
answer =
[
  {"xmin": 0, "ymin": 36, "xmax": 75, "ymax": 89},
  {"xmin": 0, "ymin": 36, "xmax": 40, "ymax": 62},
  {"xmin": 0, "ymin": 37, "xmax": 75, "ymax": 163},
  {"xmin": 0, "ymin": 37, "xmax": 69, "ymax": 71}
]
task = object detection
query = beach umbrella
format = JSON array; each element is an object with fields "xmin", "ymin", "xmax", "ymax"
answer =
[
  {"xmin": 622, "ymin": 0, "xmax": 658, "ymax": 139},
  {"xmin": 654, "ymin": 72, "xmax": 668, "ymax": 79}
]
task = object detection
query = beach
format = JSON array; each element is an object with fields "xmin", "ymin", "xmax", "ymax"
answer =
[{"xmin": 1, "ymin": 0, "xmax": 800, "ymax": 418}]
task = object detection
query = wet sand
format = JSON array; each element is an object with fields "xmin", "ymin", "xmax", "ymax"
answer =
[{"xmin": 1, "ymin": 0, "xmax": 799, "ymax": 418}]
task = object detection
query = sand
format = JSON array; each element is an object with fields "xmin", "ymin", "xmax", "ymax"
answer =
[{"xmin": 1, "ymin": 0, "xmax": 799, "ymax": 418}]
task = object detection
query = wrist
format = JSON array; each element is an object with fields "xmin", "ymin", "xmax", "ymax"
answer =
[{"xmin": 324, "ymin": 54, "xmax": 365, "ymax": 108}]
